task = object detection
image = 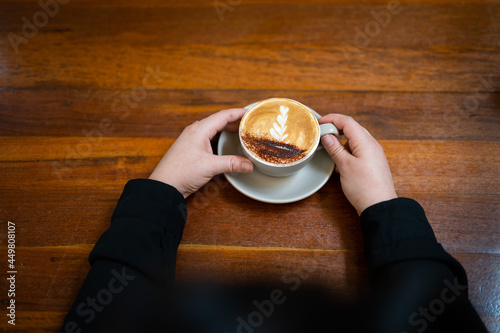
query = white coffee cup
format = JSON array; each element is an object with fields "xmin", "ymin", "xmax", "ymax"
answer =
[{"xmin": 239, "ymin": 98, "xmax": 338, "ymax": 177}]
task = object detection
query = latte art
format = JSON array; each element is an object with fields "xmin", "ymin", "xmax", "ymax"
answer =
[
  {"xmin": 270, "ymin": 105, "xmax": 289, "ymax": 142},
  {"xmin": 240, "ymin": 98, "xmax": 319, "ymax": 164}
]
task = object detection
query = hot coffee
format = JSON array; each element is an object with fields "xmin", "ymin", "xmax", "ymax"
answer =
[{"xmin": 240, "ymin": 98, "xmax": 319, "ymax": 164}]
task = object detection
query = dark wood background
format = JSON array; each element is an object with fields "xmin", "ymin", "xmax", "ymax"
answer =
[{"xmin": 0, "ymin": 0, "xmax": 499, "ymax": 331}]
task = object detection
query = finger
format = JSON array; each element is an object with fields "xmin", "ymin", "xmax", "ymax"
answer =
[
  {"xmin": 200, "ymin": 108, "xmax": 248, "ymax": 139},
  {"xmin": 319, "ymin": 114, "xmax": 373, "ymax": 142},
  {"xmin": 344, "ymin": 139, "xmax": 352, "ymax": 154},
  {"xmin": 223, "ymin": 119, "xmax": 242, "ymax": 133},
  {"xmin": 210, "ymin": 155, "xmax": 254, "ymax": 175},
  {"xmin": 321, "ymin": 134, "xmax": 352, "ymax": 168}
]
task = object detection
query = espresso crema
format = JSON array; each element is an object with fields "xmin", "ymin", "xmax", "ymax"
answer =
[{"xmin": 240, "ymin": 98, "xmax": 319, "ymax": 164}]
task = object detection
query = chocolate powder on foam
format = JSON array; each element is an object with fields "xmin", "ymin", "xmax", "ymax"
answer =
[{"xmin": 242, "ymin": 135, "xmax": 307, "ymax": 164}]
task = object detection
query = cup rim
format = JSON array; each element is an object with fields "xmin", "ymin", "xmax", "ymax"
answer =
[{"xmin": 239, "ymin": 98, "xmax": 320, "ymax": 168}]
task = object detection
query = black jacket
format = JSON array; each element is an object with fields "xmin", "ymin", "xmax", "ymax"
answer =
[{"xmin": 60, "ymin": 179, "xmax": 487, "ymax": 333}]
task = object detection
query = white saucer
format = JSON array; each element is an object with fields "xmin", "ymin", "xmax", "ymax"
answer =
[{"xmin": 217, "ymin": 104, "xmax": 335, "ymax": 204}]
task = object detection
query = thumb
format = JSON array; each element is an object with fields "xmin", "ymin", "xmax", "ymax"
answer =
[
  {"xmin": 321, "ymin": 135, "xmax": 350, "ymax": 167},
  {"xmin": 211, "ymin": 155, "xmax": 254, "ymax": 175}
]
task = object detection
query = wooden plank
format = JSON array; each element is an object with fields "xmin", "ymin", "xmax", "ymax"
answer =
[
  {"xmin": 412, "ymin": 194, "xmax": 500, "ymax": 253},
  {"xmin": 461, "ymin": 253, "xmax": 500, "ymax": 319},
  {"xmin": 2, "ymin": 0, "xmax": 497, "ymax": 6},
  {"xmin": 0, "ymin": 311, "xmax": 66, "ymax": 332},
  {"xmin": 175, "ymin": 244, "xmax": 370, "ymax": 298},
  {"xmin": 386, "ymin": 141, "xmax": 500, "ymax": 195},
  {"xmin": 0, "ymin": 3, "xmax": 498, "ymax": 91},
  {"xmin": 0, "ymin": 137, "xmax": 170, "ymax": 162},
  {"xmin": 1, "ymin": 89, "xmax": 499, "ymax": 141},
  {"xmin": 1, "ymin": 186, "xmax": 498, "ymax": 253},
  {"xmin": 1, "ymin": 137, "xmax": 498, "ymax": 194},
  {"xmin": 0, "ymin": 246, "xmax": 496, "ymax": 312},
  {"xmin": 0, "ymin": 246, "xmax": 497, "ymax": 331},
  {"xmin": 0, "ymin": 138, "xmax": 498, "ymax": 252}
]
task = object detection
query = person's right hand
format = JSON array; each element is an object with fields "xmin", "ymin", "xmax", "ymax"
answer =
[{"xmin": 319, "ymin": 114, "xmax": 397, "ymax": 215}]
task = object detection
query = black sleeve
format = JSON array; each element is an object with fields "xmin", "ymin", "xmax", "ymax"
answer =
[
  {"xmin": 60, "ymin": 179, "xmax": 186, "ymax": 333},
  {"xmin": 360, "ymin": 198, "xmax": 488, "ymax": 333}
]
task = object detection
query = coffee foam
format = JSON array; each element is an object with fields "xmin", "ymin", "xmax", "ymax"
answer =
[{"xmin": 240, "ymin": 98, "xmax": 319, "ymax": 164}]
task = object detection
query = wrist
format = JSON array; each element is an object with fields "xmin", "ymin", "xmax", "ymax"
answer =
[
  {"xmin": 148, "ymin": 174, "xmax": 188, "ymax": 199},
  {"xmin": 357, "ymin": 192, "xmax": 398, "ymax": 216}
]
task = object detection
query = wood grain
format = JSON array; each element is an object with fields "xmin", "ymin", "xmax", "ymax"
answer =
[
  {"xmin": 0, "ymin": 245, "xmax": 497, "ymax": 331},
  {"xmin": 0, "ymin": 0, "xmax": 498, "ymax": 331},
  {"xmin": 1, "ymin": 187, "xmax": 499, "ymax": 253},
  {"xmin": 1, "ymin": 89, "xmax": 499, "ymax": 141},
  {"xmin": 0, "ymin": 2, "xmax": 498, "ymax": 91},
  {"xmin": 0, "ymin": 137, "xmax": 498, "ymax": 253},
  {"xmin": 1, "ymin": 137, "xmax": 498, "ymax": 192}
]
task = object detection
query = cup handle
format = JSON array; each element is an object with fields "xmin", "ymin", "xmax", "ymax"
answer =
[{"xmin": 317, "ymin": 123, "xmax": 339, "ymax": 150}]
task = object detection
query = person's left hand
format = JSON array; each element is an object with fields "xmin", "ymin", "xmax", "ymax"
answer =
[{"xmin": 149, "ymin": 108, "xmax": 253, "ymax": 198}]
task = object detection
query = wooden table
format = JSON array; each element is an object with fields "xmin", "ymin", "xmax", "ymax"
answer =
[{"xmin": 0, "ymin": 0, "xmax": 499, "ymax": 331}]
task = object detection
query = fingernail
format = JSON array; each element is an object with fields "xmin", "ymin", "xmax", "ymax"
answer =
[
  {"xmin": 321, "ymin": 135, "xmax": 334, "ymax": 147},
  {"xmin": 242, "ymin": 162, "xmax": 252, "ymax": 173}
]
